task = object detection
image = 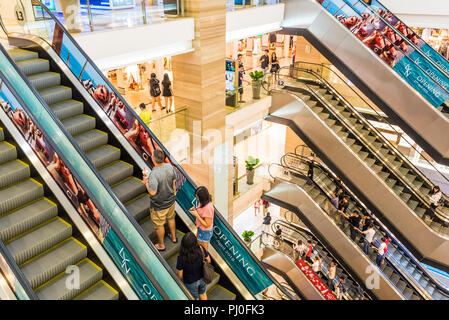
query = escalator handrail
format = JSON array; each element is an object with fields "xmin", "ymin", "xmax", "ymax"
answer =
[
  {"xmin": 268, "ymin": 162, "xmax": 427, "ymax": 299},
  {"xmin": 0, "ymin": 47, "xmax": 179, "ymax": 300},
  {"xmin": 0, "ymin": 239, "xmax": 37, "ymax": 300},
  {"xmin": 292, "ymin": 60, "xmax": 449, "ymax": 194},
  {"xmin": 17, "ymin": 0, "xmax": 286, "ymax": 299},
  {"xmin": 271, "ymin": 219, "xmax": 368, "ymax": 299},
  {"xmin": 284, "ymin": 151, "xmax": 449, "ymax": 298},
  {"xmin": 279, "ymin": 67, "xmax": 449, "ymax": 223},
  {"xmin": 350, "ymin": 0, "xmax": 449, "ymax": 82}
]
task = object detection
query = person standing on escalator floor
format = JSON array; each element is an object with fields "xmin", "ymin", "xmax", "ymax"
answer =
[
  {"xmin": 142, "ymin": 149, "xmax": 177, "ymax": 251},
  {"xmin": 306, "ymin": 155, "xmax": 315, "ymax": 185},
  {"xmin": 328, "ymin": 261, "xmax": 336, "ymax": 290},
  {"xmin": 357, "ymin": 223, "xmax": 375, "ymax": 255},
  {"xmin": 304, "ymin": 240, "xmax": 314, "ymax": 264},
  {"xmin": 425, "ymin": 186, "xmax": 443, "ymax": 220},
  {"xmin": 372, "ymin": 237, "xmax": 388, "ymax": 267},
  {"xmin": 312, "ymin": 255, "xmax": 323, "ymax": 278},
  {"xmin": 337, "ymin": 197, "xmax": 349, "ymax": 228},
  {"xmin": 347, "ymin": 211, "xmax": 361, "ymax": 241},
  {"xmin": 293, "ymin": 239, "xmax": 306, "ymax": 261},
  {"xmin": 189, "ymin": 186, "xmax": 214, "ymax": 251}
]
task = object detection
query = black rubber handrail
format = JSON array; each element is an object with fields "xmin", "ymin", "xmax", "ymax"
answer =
[
  {"xmin": 0, "ymin": 47, "xmax": 175, "ymax": 300},
  {"xmin": 284, "ymin": 151, "xmax": 449, "ymax": 299},
  {"xmin": 4, "ymin": 0, "xmax": 291, "ymax": 299}
]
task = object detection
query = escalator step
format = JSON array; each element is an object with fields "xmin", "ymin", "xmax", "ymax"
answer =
[
  {"xmin": 51, "ymin": 100, "xmax": 84, "ymax": 120},
  {"xmin": 371, "ymin": 164, "xmax": 383, "ymax": 174},
  {"xmin": 15, "ymin": 58, "xmax": 49, "ymax": 76},
  {"xmin": 86, "ymin": 145, "xmax": 121, "ymax": 169},
  {"xmin": 350, "ymin": 143, "xmax": 362, "ymax": 153},
  {"xmin": 36, "ymin": 258, "xmax": 103, "ymax": 300},
  {"xmin": 358, "ymin": 151, "xmax": 369, "ymax": 161},
  {"xmin": 6, "ymin": 217, "xmax": 72, "ymax": 265},
  {"xmin": 425, "ymin": 284, "xmax": 435, "ymax": 295},
  {"xmin": 306, "ymin": 100, "xmax": 318, "ymax": 109},
  {"xmin": 411, "ymin": 294, "xmax": 421, "ymax": 300},
  {"xmin": 331, "ymin": 125, "xmax": 343, "ymax": 134},
  {"xmin": 74, "ymin": 130, "xmax": 109, "ymax": 152},
  {"xmin": 125, "ymin": 194, "xmax": 151, "ymax": 222},
  {"xmin": 412, "ymin": 180, "xmax": 424, "ymax": 190},
  {"xmin": 364, "ymin": 157, "xmax": 375, "ymax": 167},
  {"xmin": 432, "ymin": 291, "xmax": 443, "ymax": 300},
  {"xmin": 0, "ymin": 128, "xmax": 3, "ymax": 142},
  {"xmin": 0, "ymin": 159, "xmax": 30, "ymax": 188},
  {"xmin": 385, "ymin": 177, "xmax": 396, "ymax": 187},
  {"xmin": 74, "ymin": 280, "xmax": 119, "ymax": 300},
  {"xmin": 371, "ymin": 142, "xmax": 382, "ymax": 149},
  {"xmin": 139, "ymin": 217, "xmax": 155, "ymax": 237},
  {"xmin": 7, "ymin": 48, "xmax": 39, "ymax": 62},
  {"xmin": 0, "ymin": 141, "xmax": 17, "ymax": 165},
  {"xmin": 111, "ymin": 177, "xmax": 146, "ymax": 204},
  {"xmin": 389, "ymin": 274, "xmax": 400, "ymax": 285},
  {"xmin": 21, "ymin": 237, "xmax": 87, "ymax": 289},
  {"xmin": 208, "ymin": 285, "xmax": 237, "ymax": 300},
  {"xmin": 415, "ymin": 207, "xmax": 426, "ymax": 218},
  {"xmin": 324, "ymin": 119, "xmax": 336, "ymax": 127},
  {"xmin": 420, "ymin": 187, "xmax": 431, "ymax": 196},
  {"xmin": 383, "ymin": 266, "xmax": 394, "ymax": 278},
  {"xmin": 393, "ymin": 185, "xmax": 404, "ymax": 195},
  {"xmin": 28, "ymin": 72, "xmax": 61, "ymax": 90},
  {"xmin": 38, "ymin": 86, "xmax": 73, "ymax": 106},
  {"xmin": 159, "ymin": 230, "xmax": 184, "ymax": 261},
  {"xmin": 402, "ymin": 287, "xmax": 413, "ymax": 300},
  {"xmin": 0, "ymin": 198, "xmax": 57, "ymax": 242},
  {"xmin": 407, "ymin": 199, "xmax": 419, "ymax": 211},
  {"xmin": 399, "ymin": 192, "xmax": 412, "ymax": 203},
  {"xmin": 0, "ymin": 179, "xmax": 44, "ymax": 215},
  {"xmin": 99, "ymin": 161, "xmax": 134, "ymax": 186},
  {"xmin": 404, "ymin": 174, "xmax": 416, "ymax": 184},
  {"xmin": 61, "ymin": 114, "xmax": 97, "ymax": 136},
  {"xmin": 398, "ymin": 167, "xmax": 409, "ymax": 176}
]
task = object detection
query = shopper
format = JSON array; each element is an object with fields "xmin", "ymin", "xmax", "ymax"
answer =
[
  {"xmin": 312, "ymin": 255, "xmax": 323, "ymax": 277},
  {"xmin": 149, "ymin": 73, "xmax": 164, "ymax": 112},
  {"xmin": 333, "ymin": 283, "xmax": 342, "ymax": 300},
  {"xmin": 262, "ymin": 200, "xmax": 270, "ymax": 217},
  {"xmin": 142, "ymin": 149, "xmax": 177, "ymax": 251},
  {"xmin": 358, "ymin": 223, "xmax": 375, "ymax": 255},
  {"xmin": 259, "ymin": 49, "xmax": 270, "ymax": 74},
  {"xmin": 338, "ymin": 277, "xmax": 347, "ymax": 298},
  {"xmin": 372, "ymin": 237, "xmax": 388, "ymax": 267},
  {"xmin": 262, "ymin": 211, "xmax": 272, "ymax": 234},
  {"xmin": 306, "ymin": 155, "xmax": 315, "ymax": 185},
  {"xmin": 189, "ymin": 186, "xmax": 214, "ymax": 251},
  {"xmin": 161, "ymin": 73, "xmax": 174, "ymax": 113},
  {"xmin": 176, "ymin": 232, "xmax": 211, "ymax": 300},
  {"xmin": 138, "ymin": 103, "xmax": 152, "ymax": 126},
  {"xmin": 304, "ymin": 240, "xmax": 313, "ymax": 264},
  {"xmin": 270, "ymin": 52, "xmax": 280, "ymax": 83},
  {"xmin": 237, "ymin": 53, "xmax": 245, "ymax": 74},
  {"xmin": 238, "ymin": 68, "xmax": 245, "ymax": 104},
  {"xmin": 254, "ymin": 199, "xmax": 261, "ymax": 216},
  {"xmin": 328, "ymin": 261, "xmax": 336, "ymax": 289},
  {"xmin": 337, "ymin": 197, "xmax": 349, "ymax": 228},
  {"xmin": 348, "ymin": 211, "xmax": 362, "ymax": 241},
  {"xmin": 293, "ymin": 239, "xmax": 306, "ymax": 260}
]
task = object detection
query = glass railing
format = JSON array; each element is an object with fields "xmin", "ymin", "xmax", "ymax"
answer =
[
  {"xmin": 284, "ymin": 63, "xmax": 449, "ymax": 222},
  {"xmin": 29, "ymin": 0, "xmax": 183, "ymax": 34},
  {"xmin": 226, "ymin": 0, "xmax": 281, "ymax": 11},
  {"xmin": 0, "ymin": 0, "xmax": 285, "ymax": 298},
  {"xmin": 149, "ymin": 107, "xmax": 187, "ymax": 144},
  {"xmin": 0, "ymin": 44, "xmax": 186, "ymax": 300},
  {"xmin": 317, "ymin": 0, "xmax": 449, "ymax": 110}
]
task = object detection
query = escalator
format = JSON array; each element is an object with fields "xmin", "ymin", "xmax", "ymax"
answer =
[
  {"xmin": 281, "ymin": 152, "xmax": 449, "ymax": 300},
  {"xmin": 262, "ymin": 163, "xmax": 423, "ymax": 299},
  {"xmin": 271, "ymin": 219, "xmax": 370, "ymax": 300},
  {"xmin": 0, "ymin": 0, "xmax": 289, "ymax": 300},
  {"xmin": 0, "ymin": 116, "xmax": 119, "ymax": 300},
  {"xmin": 281, "ymin": 0, "xmax": 449, "ymax": 165},
  {"xmin": 266, "ymin": 66, "xmax": 449, "ymax": 271}
]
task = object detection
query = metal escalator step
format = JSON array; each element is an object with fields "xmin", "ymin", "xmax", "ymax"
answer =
[
  {"xmin": 28, "ymin": 72, "xmax": 61, "ymax": 90},
  {"xmin": 389, "ymin": 274, "xmax": 400, "ymax": 286},
  {"xmin": 418, "ymin": 277, "xmax": 429, "ymax": 288},
  {"xmin": 358, "ymin": 151, "xmax": 369, "ymax": 161},
  {"xmin": 0, "ymin": 141, "xmax": 17, "ymax": 165},
  {"xmin": 0, "ymin": 160, "xmax": 30, "ymax": 188},
  {"xmin": 21, "ymin": 237, "xmax": 87, "ymax": 289},
  {"xmin": 7, "ymin": 217, "xmax": 72, "ymax": 265},
  {"xmin": 384, "ymin": 177, "xmax": 396, "ymax": 187},
  {"xmin": 371, "ymin": 142, "xmax": 382, "ymax": 149},
  {"xmin": 312, "ymin": 106, "xmax": 323, "ymax": 113},
  {"xmin": 407, "ymin": 199, "xmax": 419, "ymax": 210},
  {"xmin": 425, "ymin": 284, "xmax": 435, "ymax": 295},
  {"xmin": 125, "ymin": 194, "xmax": 151, "ymax": 222},
  {"xmin": 324, "ymin": 118, "xmax": 336, "ymax": 127},
  {"xmin": 208, "ymin": 284, "xmax": 237, "ymax": 300},
  {"xmin": 0, "ymin": 198, "xmax": 57, "ymax": 242},
  {"xmin": 364, "ymin": 135, "xmax": 376, "ymax": 144},
  {"xmin": 415, "ymin": 207, "xmax": 426, "ymax": 218},
  {"xmin": 99, "ymin": 161, "xmax": 134, "ymax": 186},
  {"xmin": 331, "ymin": 125, "xmax": 343, "ymax": 134},
  {"xmin": 383, "ymin": 266, "xmax": 394, "ymax": 278},
  {"xmin": 442, "ymin": 227, "xmax": 449, "ymax": 236},
  {"xmin": 318, "ymin": 112, "xmax": 330, "ymax": 121},
  {"xmin": 412, "ymin": 180, "xmax": 424, "ymax": 190},
  {"xmin": 306, "ymin": 100, "xmax": 317, "ymax": 109},
  {"xmin": 0, "ymin": 128, "xmax": 3, "ymax": 141},
  {"xmin": 74, "ymin": 280, "xmax": 119, "ymax": 300},
  {"xmin": 111, "ymin": 177, "xmax": 146, "ymax": 204},
  {"xmin": 15, "ymin": 58, "xmax": 49, "ymax": 75},
  {"xmin": 139, "ymin": 217, "xmax": 155, "ymax": 237},
  {"xmin": 354, "ymin": 124, "xmax": 364, "ymax": 131},
  {"xmin": 0, "ymin": 179, "xmax": 44, "ymax": 215},
  {"xmin": 8, "ymin": 48, "xmax": 39, "ymax": 62},
  {"xmin": 159, "ymin": 230, "xmax": 184, "ymax": 261},
  {"xmin": 74, "ymin": 130, "xmax": 108, "ymax": 152},
  {"xmin": 86, "ymin": 145, "xmax": 121, "ymax": 168},
  {"xmin": 51, "ymin": 100, "xmax": 84, "ymax": 120},
  {"xmin": 411, "ymin": 294, "xmax": 421, "ymax": 300},
  {"xmin": 371, "ymin": 164, "xmax": 383, "ymax": 173},
  {"xmin": 340, "ymin": 111, "xmax": 351, "ymax": 119},
  {"xmin": 430, "ymin": 221, "xmax": 442, "ymax": 232},
  {"xmin": 364, "ymin": 157, "xmax": 375, "ymax": 167},
  {"xmin": 398, "ymin": 167, "xmax": 409, "ymax": 176},
  {"xmin": 432, "ymin": 291, "xmax": 443, "ymax": 300},
  {"xmin": 61, "ymin": 114, "xmax": 96, "ymax": 136},
  {"xmin": 38, "ymin": 86, "xmax": 73, "ymax": 105},
  {"xmin": 36, "ymin": 259, "xmax": 103, "ymax": 300},
  {"xmin": 420, "ymin": 187, "xmax": 431, "ymax": 195},
  {"xmin": 314, "ymin": 194, "xmax": 326, "ymax": 207},
  {"xmin": 308, "ymin": 188, "xmax": 320, "ymax": 199},
  {"xmin": 404, "ymin": 174, "xmax": 416, "ymax": 184},
  {"xmin": 402, "ymin": 287, "xmax": 413, "ymax": 299},
  {"xmin": 399, "ymin": 192, "xmax": 412, "ymax": 203},
  {"xmin": 393, "ymin": 185, "xmax": 404, "ymax": 195},
  {"xmin": 350, "ymin": 143, "xmax": 362, "ymax": 153}
]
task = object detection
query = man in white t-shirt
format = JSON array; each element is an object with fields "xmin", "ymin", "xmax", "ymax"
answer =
[
  {"xmin": 372, "ymin": 237, "xmax": 387, "ymax": 267},
  {"xmin": 357, "ymin": 223, "xmax": 375, "ymax": 255},
  {"xmin": 327, "ymin": 261, "xmax": 336, "ymax": 289}
]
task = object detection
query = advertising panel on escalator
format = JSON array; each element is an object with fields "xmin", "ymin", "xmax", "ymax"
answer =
[
  {"xmin": 317, "ymin": 0, "xmax": 449, "ymax": 108},
  {"xmin": 0, "ymin": 75, "xmax": 162, "ymax": 300}
]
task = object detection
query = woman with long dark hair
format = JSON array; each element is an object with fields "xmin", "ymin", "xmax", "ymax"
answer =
[
  {"xmin": 189, "ymin": 186, "xmax": 214, "ymax": 250},
  {"xmin": 176, "ymin": 232, "xmax": 211, "ymax": 300},
  {"xmin": 162, "ymin": 73, "xmax": 174, "ymax": 113}
]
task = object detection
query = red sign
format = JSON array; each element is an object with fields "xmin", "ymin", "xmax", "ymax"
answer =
[{"xmin": 296, "ymin": 259, "xmax": 337, "ymax": 300}]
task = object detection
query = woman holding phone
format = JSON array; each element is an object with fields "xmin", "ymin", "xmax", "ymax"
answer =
[{"xmin": 189, "ymin": 186, "xmax": 214, "ymax": 250}]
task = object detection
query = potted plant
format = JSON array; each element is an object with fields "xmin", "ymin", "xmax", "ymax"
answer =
[
  {"xmin": 245, "ymin": 156, "xmax": 259, "ymax": 185},
  {"xmin": 242, "ymin": 230, "xmax": 255, "ymax": 245},
  {"xmin": 249, "ymin": 70, "xmax": 264, "ymax": 99}
]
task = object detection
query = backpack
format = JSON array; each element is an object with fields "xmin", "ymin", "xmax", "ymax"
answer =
[{"xmin": 151, "ymin": 79, "xmax": 161, "ymax": 96}]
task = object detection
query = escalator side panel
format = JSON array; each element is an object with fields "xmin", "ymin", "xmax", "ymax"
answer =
[
  {"xmin": 281, "ymin": 0, "xmax": 449, "ymax": 164},
  {"xmin": 268, "ymin": 91, "xmax": 449, "ymax": 268},
  {"xmin": 263, "ymin": 182, "xmax": 403, "ymax": 300}
]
